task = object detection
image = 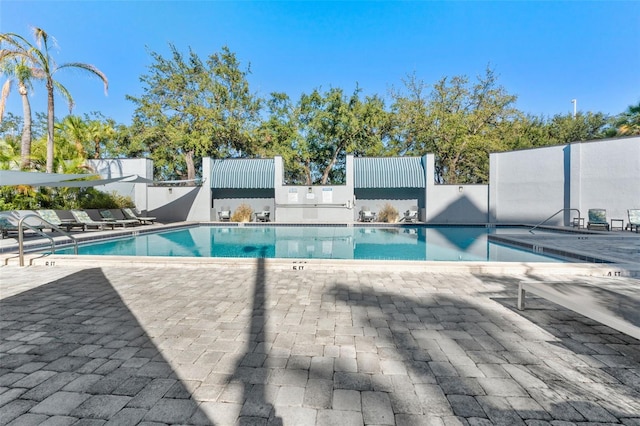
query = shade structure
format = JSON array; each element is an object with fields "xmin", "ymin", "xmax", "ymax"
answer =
[
  {"xmin": 210, "ymin": 158, "xmax": 275, "ymax": 189},
  {"xmin": 354, "ymin": 157, "xmax": 426, "ymax": 188},
  {"xmin": 120, "ymin": 174, "xmax": 156, "ymax": 184},
  {"xmin": 36, "ymin": 175, "xmax": 137, "ymax": 187},
  {"xmin": 0, "ymin": 171, "xmax": 98, "ymax": 186}
]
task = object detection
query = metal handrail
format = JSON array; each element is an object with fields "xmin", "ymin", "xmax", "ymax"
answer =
[
  {"xmin": 530, "ymin": 208, "xmax": 581, "ymax": 234},
  {"xmin": 16, "ymin": 213, "xmax": 79, "ymax": 266}
]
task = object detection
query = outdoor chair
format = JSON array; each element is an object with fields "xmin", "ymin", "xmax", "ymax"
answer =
[
  {"xmin": 218, "ymin": 206, "xmax": 231, "ymax": 222},
  {"xmin": 0, "ymin": 213, "xmax": 19, "ymax": 239},
  {"xmin": 627, "ymin": 209, "xmax": 640, "ymax": 233},
  {"xmin": 587, "ymin": 208, "xmax": 609, "ymax": 231},
  {"xmin": 0, "ymin": 211, "xmax": 46, "ymax": 239},
  {"xmin": 122, "ymin": 208, "xmax": 156, "ymax": 225},
  {"xmin": 400, "ymin": 206, "xmax": 419, "ymax": 223},
  {"xmin": 255, "ymin": 206, "xmax": 271, "ymax": 222},
  {"xmin": 71, "ymin": 210, "xmax": 115, "ymax": 230},
  {"xmin": 99, "ymin": 209, "xmax": 139, "ymax": 227},
  {"xmin": 13, "ymin": 210, "xmax": 47, "ymax": 230},
  {"xmin": 359, "ymin": 206, "xmax": 376, "ymax": 222},
  {"xmin": 37, "ymin": 209, "xmax": 85, "ymax": 232}
]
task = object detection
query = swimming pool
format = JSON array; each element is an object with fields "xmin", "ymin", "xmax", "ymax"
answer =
[{"xmin": 56, "ymin": 225, "xmax": 565, "ymax": 262}]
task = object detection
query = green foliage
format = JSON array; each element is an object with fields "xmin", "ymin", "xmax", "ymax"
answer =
[
  {"xmin": 297, "ymin": 86, "xmax": 392, "ymax": 184},
  {"xmin": 231, "ymin": 203, "xmax": 253, "ymax": 222},
  {"xmin": 377, "ymin": 203, "xmax": 399, "ymax": 223},
  {"xmin": 127, "ymin": 44, "xmax": 261, "ymax": 181},
  {"xmin": 391, "ymin": 67, "xmax": 521, "ymax": 184},
  {"xmin": 0, "ymin": 185, "xmax": 134, "ymax": 211},
  {"xmin": 1, "ymin": 27, "xmax": 108, "ymax": 173},
  {"xmin": 613, "ymin": 102, "xmax": 640, "ymax": 136},
  {"xmin": 77, "ymin": 189, "xmax": 134, "ymax": 209}
]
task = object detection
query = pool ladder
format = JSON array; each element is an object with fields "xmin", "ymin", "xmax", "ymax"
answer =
[
  {"xmin": 4, "ymin": 213, "xmax": 79, "ymax": 266},
  {"xmin": 529, "ymin": 208, "xmax": 581, "ymax": 234}
]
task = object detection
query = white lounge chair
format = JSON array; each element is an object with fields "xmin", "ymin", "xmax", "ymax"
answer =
[
  {"xmin": 71, "ymin": 210, "xmax": 115, "ymax": 230},
  {"xmin": 400, "ymin": 206, "xmax": 419, "ymax": 223},
  {"xmin": 37, "ymin": 209, "xmax": 85, "ymax": 231},
  {"xmin": 255, "ymin": 206, "xmax": 270, "ymax": 222},
  {"xmin": 122, "ymin": 208, "xmax": 156, "ymax": 225},
  {"xmin": 359, "ymin": 206, "xmax": 376, "ymax": 222},
  {"xmin": 218, "ymin": 206, "xmax": 231, "ymax": 222}
]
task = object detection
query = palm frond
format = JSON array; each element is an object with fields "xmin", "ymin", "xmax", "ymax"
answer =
[
  {"xmin": 0, "ymin": 79, "xmax": 11, "ymax": 121},
  {"xmin": 58, "ymin": 62, "xmax": 109, "ymax": 94}
]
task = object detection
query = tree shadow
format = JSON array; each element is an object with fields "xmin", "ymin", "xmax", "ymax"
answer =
[
  {"xmin": 230, "ymin": 245, "xmax": 284, "ymax": 425},
  {"xmin": 0, "ymin": 268, "xmax": 214, "ymax": 425},
  {"xmin": 328, "ymin": 280, "xmax": 640, "ymax": 423}
]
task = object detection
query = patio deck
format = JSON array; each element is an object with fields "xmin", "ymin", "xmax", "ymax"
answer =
[{"xmin": 1, "ymin": 256, "xmax": 640, "ymax": 425}]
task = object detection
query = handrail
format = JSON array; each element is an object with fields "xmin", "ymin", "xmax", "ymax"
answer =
[
  {"xmin": 530, "ymin": 208, "xmax": 581, "ymax": 234},
  {"xmin": 16, "ymin": 213, "xmax": 79, "ymax": 267}
]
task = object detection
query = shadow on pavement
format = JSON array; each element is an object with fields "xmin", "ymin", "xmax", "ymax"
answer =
[{"xmin": 0, "ymin": 268, "xmax": 214, "ymax": 425}]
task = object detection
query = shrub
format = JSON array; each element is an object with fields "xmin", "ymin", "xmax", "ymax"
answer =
[
  {"xmin": 377, "ymin": 203, "xmax": 399, "ymax": 223},
  {"xmin": 232, "ymin": 203, "xmax": 253, "ymax": 222}
]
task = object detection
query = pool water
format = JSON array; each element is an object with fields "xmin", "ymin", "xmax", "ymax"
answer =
[{"xmin": 57, "ymin": 225, "xmax": 565, "ymax": 262}]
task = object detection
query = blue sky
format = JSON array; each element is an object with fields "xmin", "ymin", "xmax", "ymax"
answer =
[{"xmin": 2, "ymin": 1, "xmax": 639, "ymax": 126}]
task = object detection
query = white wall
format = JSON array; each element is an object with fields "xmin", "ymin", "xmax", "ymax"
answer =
[
  {"xmin": 425, "ymin": 185, "xmax": 489, "ymax": 224},
  {"xmin": 490, "ymin": 136, "xmax": 640, "ymax": 226},
  {"xmin": 273, "ymin": 155, "xmax": 356, "ymax": 223},
  {"xmin": 570, "ymin": 138, "xmax": 640, "ymax": 223},
  {"xmin": 88, "ymin": 158, "xmax": 154, "ymax": 213},
  {"xmin": 489, "ymin": 145, "xmax": 567, "ymax": 224},
  {"xmin": 93, "ymin": 137, "xmax": 640, "ymax": 226},
  {"xmin": 424, "ymin": 154, "xmax": 489, "ymax": 224}
]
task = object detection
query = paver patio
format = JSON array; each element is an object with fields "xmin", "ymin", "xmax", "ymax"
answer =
[{"xmin": 1, "ymin": 262, "xmax": 639, "ymax": 425}]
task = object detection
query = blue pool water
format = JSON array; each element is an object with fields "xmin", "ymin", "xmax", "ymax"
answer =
[{"xmin": 57, "ymin": 225, "xmax": 565, "ymax": 262}]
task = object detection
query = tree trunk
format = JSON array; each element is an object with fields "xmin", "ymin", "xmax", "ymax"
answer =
[
  {"xmin": 46, "ymin": 78, "xmax": 55, "ymax": 173},
  {"xmin": 304, "ymin": 159, "xmax": 312, "ymax": 185},
  {"xmin": 185, "ymin": 150, "xmax": 195, "ymax": 181},
  {"xmin": 320, "ymin": 148, "xmax": 340, "ymax": 185},
  {"xmin": 18, "ymin": 81, "xmax": 32, "ymax": 170}
]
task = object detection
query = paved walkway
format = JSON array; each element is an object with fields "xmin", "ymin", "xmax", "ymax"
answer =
[{"xmin": 1, "ymin": 263, "xmax": 639, "ymax": 425}]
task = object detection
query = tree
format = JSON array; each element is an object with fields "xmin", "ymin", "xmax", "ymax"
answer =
[
  {"xmin": 614, "ymin": 101, "xmax": 640, "ymax": 136},
  {"xmin": 299, "ymin": 86, "xmax": 391, "ymax": 184},
  {"xmin": 392, "ymin": 68, "xmax": 520, "ymax": 183},
  {"xmin": 256, "ymin": 92, "xmax": 310, "ymax": 184},
  {"xmin": 541, "ymin": 112, "xmax": 610, "ymax": 145},
  {"xmin": 0, "ymin": 58, "xmax": 36, "ymax": 169},
  {"xmin": 128, "ymin": 44, "xmax": 261, "ymax": 180},
  {"xmin": 1, "ymin": 27, "xmax": 108, "ymax": 173}
]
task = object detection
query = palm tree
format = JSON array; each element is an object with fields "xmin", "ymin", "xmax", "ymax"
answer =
[
  {"xmin": 1, "ymin": 27, "xmax": 108, "ymax": 173},
  {"xmin": 0, "ymin": 59, "xmax": 36, "ymax": 169},
  {"xmin": 616, "ymin": 102, "xmax": 640, "ymax": 136}
]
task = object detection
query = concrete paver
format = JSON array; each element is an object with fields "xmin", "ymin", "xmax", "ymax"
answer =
[{"xmin": 1, "ymin": 263, "xmax": 640, "ymax": 425}]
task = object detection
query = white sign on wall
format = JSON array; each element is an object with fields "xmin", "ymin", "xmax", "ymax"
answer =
[
  {"xmin": 322, "ymin": 188, "xmax": 333, "ymax": 203},
  {"xmin": 288, "ymin": 188, "xmax": 298, "ymax": 203}
]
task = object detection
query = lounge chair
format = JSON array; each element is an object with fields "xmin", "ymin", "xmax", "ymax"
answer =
[
  {"xmin": 359, "ymin": 206, "xmax": 376, "ymax": 222},
  {"xmin": 13, "ymin": 210, "xmax": 46, "ymax": 229},
  {"xmin": 0, "ymin": 211, "xmax": 46, "ymax": 238},
  {"xmin": 627, "ymin": 209, "xmax": 640, "ymax": 233},
  {"xmin": 218, "ymin": 206, "xmax": 231, "ymax": 222},
  {"xmin": 400, "ymin": 206, "xmax": 419, "ymax": 223},
  {"xmin": 587, "ymin": 208, "xmax": 609, "ymax": 231},
  {"xmin": 99, "ymin": 209, "xmax": 139, "ymax": 227},
  {"xmin": 71, "ymin": 210, "xmax": 115, "ymax": 230},
  {"xmin": 0, "ymin": 214, "xmax": 18, "ymax": 239},
  {"xmin": 122, "ymin": 208, "xmax": 156, "ymax": 225},
  {"xmin": 255, "ymin": 206, "xmax": 270, "ymax": 222},
  {"xmin": 37, "ymin": 209, "xmax": 85, "ymax": 232}
]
